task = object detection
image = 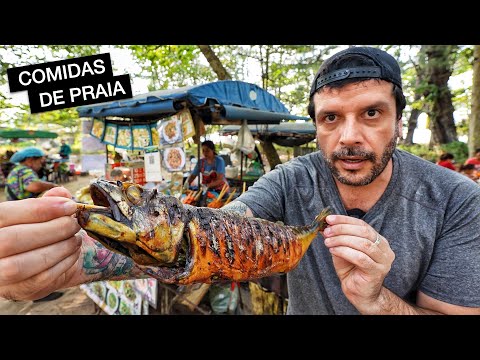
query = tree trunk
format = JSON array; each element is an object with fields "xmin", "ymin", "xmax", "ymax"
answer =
[
  {"xmin": 260, "ymin": 138, "xmax": 282, "ymax": 169},
  {"xmin": 198, "ymin": 45, "xmax": 232, "ymax": 80},
  {"xmin": 424, "ymin": 45, "xmax": 458, "ymax": 145},
  {"xmin": 404, "ymin": 105, "xmax": 421, "ymax": 144},
  {"xmin": 469, "ymin": 45, "xmax": 480, "ymax": 157}
]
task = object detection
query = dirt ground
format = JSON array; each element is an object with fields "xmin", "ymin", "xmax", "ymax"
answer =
[{"xmin": 0, "ymin": 174, "xmax": 103, "ymax": 315}]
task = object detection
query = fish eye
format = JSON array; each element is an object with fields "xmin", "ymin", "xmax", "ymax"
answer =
[{"xmin": 126, "ymin": 185, "xmax": 142, "ymax": 204}]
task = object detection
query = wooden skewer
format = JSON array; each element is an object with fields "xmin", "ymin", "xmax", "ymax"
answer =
[
  {"xmin": 242, "ymin": 181, "xmax": 246, "ymax": 194},
  {"xmin": 223, "ymin": 188, "xmax": 237, "ymax": 205},
  {"xmin": 76, "ymin": 203, "xmax": 110, "ymax": 211}
]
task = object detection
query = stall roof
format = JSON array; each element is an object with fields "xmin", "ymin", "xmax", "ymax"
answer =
[
  {"xmin": 0, "ymin": 129, "xmax": 58, "ymax": 139},
  {"xmin": 77, "ymin": 80, "xmax": 309, "ymax": 125},
  {"xmin": 219, "ymin": 122, "xmax": 316, "ymax": 147}
]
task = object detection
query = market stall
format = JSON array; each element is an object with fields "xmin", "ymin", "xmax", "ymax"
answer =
[{"xmin": 76, "ymin": 80, "xmax": 309, "ymax": 314}]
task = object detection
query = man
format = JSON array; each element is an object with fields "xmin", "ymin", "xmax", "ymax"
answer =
[
  {"xmin": 59, "ymin": 139, "xmax": 72, "ymax": 160},
  {"xmin": 5, "ymin": 147, "xmax": 58, "ymax": 201},
  {"xmin": 0, "ymin": 47, "xmax": 479, "ymax": 314}
]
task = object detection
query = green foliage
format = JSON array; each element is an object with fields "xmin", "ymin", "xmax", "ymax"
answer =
[
  {"xmin": 398, "ymin": 141, "xmax": 468, "ymax": 164},
  {"xmin": 438, "ymin": 141, "xmax": 469, "ymax": 164},
  {"xmin": 397, "ymin": 143, "xmax": 438, "ymax": 162}
]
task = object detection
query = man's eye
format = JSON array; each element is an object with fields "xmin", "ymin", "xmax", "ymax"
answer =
[
  {"xmin": 366, "ymin": 109, "xmax": 378, "ymax": 117},
  {"xmin": 325, "ymin": 114, "xmax": 336, "ymax": 122}
]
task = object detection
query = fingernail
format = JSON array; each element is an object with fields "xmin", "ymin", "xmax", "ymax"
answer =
[
  {"xmin": 324, "ymin": 227, "xmax": 332, "ymax": 236},
  {"xmin": 326, "ymin": 215, "xmax": 335, "ymax": 223},
  {"xmin": 75, "ymin": 232, "xmax": 84, "ymax": 246},
  {"xmin": 63, "ymin": 201, "xmax": 77, "ymax": 215}
]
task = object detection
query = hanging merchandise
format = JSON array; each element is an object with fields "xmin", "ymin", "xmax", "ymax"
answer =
[
  {"xmin": 103, "ymin": 123, "xmax": 118, "ymax": 146},
  {"xmin": 162, "ymin": 147, "xmax": 186, "ymax": 172},
  {"xmin": 234, "ymin": 119, "xmax": 256, "ymax": 156},
  {"xmin": 144, "ymin": 145, "xmax": 163, "ymax": 182},
  {"xmin": 178, "ymin": 109, "xmax": 196, "ymax": 140},
  {"xmin": 132, "ymin": 125, "xmax": 152, "ymax": 150},
  {"xmin": 90, "ymin": 118, "xmax": 105, "ymax": 140},
  {"xmin": 150, "ymin": 123, "xmax": 159, "ymax": 146},
  {"xmin": 159, "ymin": 117, "xmax": 183, "ymax": 145},
  {"xmin": 116, "ymin": 126, "xmax": 133, "ymax": 149}
]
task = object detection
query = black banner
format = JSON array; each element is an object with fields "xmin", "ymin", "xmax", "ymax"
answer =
[{"xmin": 7, "ymin": 53, "xmax": 133, "ymax": 114}]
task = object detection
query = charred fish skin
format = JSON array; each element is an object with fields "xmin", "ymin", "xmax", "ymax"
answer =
[
  {"xmin": 77, "ymin": 179, "xmax": 330, "ymax": 285},
  {"xmin": 142, "ymin": 206, "xmax": 330, "ymax": 285}
]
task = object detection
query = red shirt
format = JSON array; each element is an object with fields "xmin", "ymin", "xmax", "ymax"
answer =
[
  {"xmin": 437, "ymin": 160, "xmax": 456, "ymax": 171},
  {"xmin": 465, "ymin": 157, "xmax": 480, "ymax": 169}
]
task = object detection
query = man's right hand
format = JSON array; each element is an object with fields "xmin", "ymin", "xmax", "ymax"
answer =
[{"xmin": 0, "ymin": 188, "xmax": 81, "ymax": 301}]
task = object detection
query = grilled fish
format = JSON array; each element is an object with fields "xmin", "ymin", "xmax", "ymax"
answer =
[{"xmin": 76, "ymin": 180, "xmax": 330, "ymax": 285}]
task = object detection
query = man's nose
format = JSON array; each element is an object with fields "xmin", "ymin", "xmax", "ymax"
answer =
[{"xmin": 339, "ymin": 117, "xmax": 363, "ymax": 146}]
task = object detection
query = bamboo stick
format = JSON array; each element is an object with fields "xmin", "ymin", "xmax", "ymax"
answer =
[
  {"xmin": 76, "ymin": 203, "xmax": 110, "ymax": 211},
  {"xmin": 223, "ymin": 188, "xmax": 237, "ymax": 205}
]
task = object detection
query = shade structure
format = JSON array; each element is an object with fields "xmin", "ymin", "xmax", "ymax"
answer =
[
  {"xmin": 77, "ymin": 80, "xmax": 309, "ymax": 125},
  {"xmin": 0, "ymin": 129, "xmax": 58, "ymax": 139},
  {"xmin": 219, "ymin": 122, "xmax": 316, "ymax": 147}
]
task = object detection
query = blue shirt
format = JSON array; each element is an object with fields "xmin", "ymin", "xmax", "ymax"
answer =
[{"xmin": 191, "ymin": 155, "xmax": 228, "ymax": 191}]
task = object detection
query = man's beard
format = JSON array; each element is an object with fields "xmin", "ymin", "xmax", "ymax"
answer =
[{"xmin": 319, "ymin": 127, "xmax": 399, "ymax": 186}]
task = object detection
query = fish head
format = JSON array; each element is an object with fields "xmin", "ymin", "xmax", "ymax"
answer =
[{"xmin": 77, "ymin": 179, "xmax": 187, "ymax": 266}]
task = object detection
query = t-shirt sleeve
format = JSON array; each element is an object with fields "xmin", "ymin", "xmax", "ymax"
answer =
[
  {"xmin": 20, "ymin": 167, "xmax": 39, "ymax": 187},
  {"xmin": 191, "ymin": 160, "xmax": 200, "ymax": 176},
  {"xmin": 216, "ymin": 156, "xmax": 226, "ymax": 175},
  {"xmin": 235, "ymin": 167, "xmax": 286, "ymax": 222},
  {"xmin": 419, "ymin": 184, "xmax": 480, "ymax": 307}
]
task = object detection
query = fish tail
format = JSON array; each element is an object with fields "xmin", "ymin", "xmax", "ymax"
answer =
[
  {"xmin": 312, "ymin": 207, "xmax": 331, "ymax": 232},
  {"xmin": 295, "ymin": 207, "xmax": 331, "ymax": 251}
]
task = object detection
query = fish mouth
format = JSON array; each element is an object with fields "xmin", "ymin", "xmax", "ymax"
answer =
[{"xmin": 77, "ymin": 181, "xmax": 192, "ymax": 281}]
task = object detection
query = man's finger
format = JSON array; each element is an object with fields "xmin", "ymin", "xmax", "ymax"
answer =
[
  {"xmin": 0, "ymin": 197, "xmax": 77, "ymax": 228},
  {"xmin": 0, "ymin": 247, "xmax": 81, "ymax": 301},
  {"xmin": 42, "ymin": 187, "xmax": 72, "ymax": 199},
  {"xmin": 0, "ymin": 216, "xmax": 81, "ymax": 258},
  {"xmin": 0, "ymin": 235, "xmax": 82, "ymax": 286}
]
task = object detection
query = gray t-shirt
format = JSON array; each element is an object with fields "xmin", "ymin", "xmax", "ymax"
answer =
[{"xmin": 237, "ymin": 149, "xmax": 480, "ymax": 314}]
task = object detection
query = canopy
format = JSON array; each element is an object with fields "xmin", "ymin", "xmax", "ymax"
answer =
[
  {"xmin": 0, "ymin": 129, "xmax": 58, "ymax": 139},
  {"xmin": 77, "ymin": 80, "xmax": 309, "ymax": 125},
  {"xmin": 219, "ymin": 122, "xmax": 316, "ymax": 147}
]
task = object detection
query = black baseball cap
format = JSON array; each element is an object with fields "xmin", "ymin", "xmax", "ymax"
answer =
[{"xmin": 309, "ymin": 47, "xmax": 402, "ymax": 97}]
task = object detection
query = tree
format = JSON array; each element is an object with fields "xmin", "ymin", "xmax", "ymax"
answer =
[
  {"xmin": 469, "ymin": 45, "xmax": 480, "ymax": 157},
  {"xmin": 423, "ymin": 45, "xmax": 458, "ymax": 145}
]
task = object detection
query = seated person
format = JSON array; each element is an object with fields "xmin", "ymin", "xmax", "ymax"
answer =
[
  {"xmin": 437, "ymin": 153, "xmax": 456, "ymax": 171},
  {"xmin": 5, "ymin": 147, "xmax": 58, "ymax": 201}
]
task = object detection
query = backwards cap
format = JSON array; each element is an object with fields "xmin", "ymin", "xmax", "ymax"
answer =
[{"xmin": 310, "ymin": 47, "xmax": 402, "ymax": 97}]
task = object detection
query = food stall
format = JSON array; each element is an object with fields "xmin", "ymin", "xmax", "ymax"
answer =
[
  {"xmin": 76, "ymin": 80, "xmax": 309, "ymax": 314},
  {"xmin": 219, "ymin": 122, "xmax": 317, "ymax": 187}
]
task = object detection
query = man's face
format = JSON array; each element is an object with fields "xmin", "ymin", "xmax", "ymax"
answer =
[{"xmin": 313, "ymin": 80, "xmax": 401, "ymax": 186}]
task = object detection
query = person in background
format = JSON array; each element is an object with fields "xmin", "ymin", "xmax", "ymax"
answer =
[
  {"xmin": 110, "ymin": 168, "xmax": 127, "ymax": 182},
  {"xmin": 437, "ymin": 153, "xmax": 456, "ymax": 171},
  {"xmin": 59, "ymin": 139, "xmax": 72, "ymax": 160},
  {"xmin": 459, "ymin": 164, "xmax": 478, "ymax": 182},
  {"xmin": 184, "ymin": 140, "xmax": 229, "ymax": 193},
  {"xmin": 5, "ymin": 147, "xmax": 58, "ymax": 201},
  {"xmin": 465, "ymin": 148, "xmax": 480, "ymax": 170}
]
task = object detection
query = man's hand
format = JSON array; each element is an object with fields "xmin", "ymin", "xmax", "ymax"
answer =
[
  {"xmin": 322, "ymin": 214, "xmax": 395, "ymax": 313},
  {"xmin": 0, "ymin": 187, "xmax": 82, "ymax": 301}
]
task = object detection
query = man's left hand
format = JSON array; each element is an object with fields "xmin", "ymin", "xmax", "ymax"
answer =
[{"xmin": 322, "ymin": 214, "xmax": 395, "ymax": 313}]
